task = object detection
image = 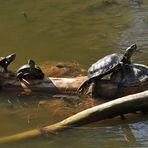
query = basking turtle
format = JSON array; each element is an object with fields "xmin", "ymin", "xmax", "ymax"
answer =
[
  {"xmin": 77, "ymin": 44, "xmax": 137, "ymax": 94},
  {"xmin": 17, "ymin": 59, "xmax": 44, "ymax": 82},
  {"xmin": 110, "ymin": 63, "xmax": 148, "ymax": 87},
  {"xmin": 0, "ymin": 53, "xmax": 16, "ymax": 72}
]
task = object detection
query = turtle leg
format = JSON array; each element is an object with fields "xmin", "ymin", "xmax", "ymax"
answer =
[
  {"xmin": 77, "ymin": 79, "xmax": 91, "ymax": 94},
  {"xmin": 2, "ymin": 66, "xmax": 8, "ymax": 73},
  {"xmin": 17, "ymin": 72, "xmax": 30, "ymax": 85},
  {"xmin": 92, "ymin": 80, "xmax": 99, "ymax": 98},
  {"xmin": 119, "ymin": 63, "xmax": 127, "ymax": 86},
  {"xmin": 120, "ymin": 114, "xmax": 126, "ymax": 120},
  {"xmin": 114, "ymin": 64, "xmax": 126, "ymax": 121}
]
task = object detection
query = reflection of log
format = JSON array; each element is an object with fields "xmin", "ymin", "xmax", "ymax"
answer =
[
  {"xmin": 0, "ymin": 90, "xmax": 148, "ymax": 144},
  {"xmin": 2, "ymin": 75, "xmax": 148, "ymax": 98}
]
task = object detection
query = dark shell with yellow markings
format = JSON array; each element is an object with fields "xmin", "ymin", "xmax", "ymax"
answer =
[
  {"xmin": 111, "ymin": 63, "xmax": 148, "ymax": 86},
  {"xmin": 88, "ymin": 53, "xmax": 123, "ymax": 79}
]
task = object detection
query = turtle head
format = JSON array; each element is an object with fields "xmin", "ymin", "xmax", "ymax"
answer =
[
  {"xmin": 28, "ymin": 59, "xmax": 36, "ymax": 70},
  {"xmin": 124, "ymin": 44, "xmax": 137, "ymax": 62},
  {"xmin": 6, "ymin": 53, "xmax": 16, "ymax": 63},
  {"xmin": 126, "ymin": 44, "xmax": 137, "ymax": 52},
  {"xmin": 1, "ymin": 53, "xmax": 16, "ymax": 72}
]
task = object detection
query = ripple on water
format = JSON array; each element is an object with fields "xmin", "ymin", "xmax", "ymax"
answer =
[{"xmin": 119, "ymin": 2, "xmax": 148, "ymax": 64}]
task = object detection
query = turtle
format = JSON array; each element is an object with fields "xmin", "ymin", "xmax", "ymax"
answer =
[
  {"xmin": 110, "ymin": 63, "xmax": 148, "ymax": 87},
  {"xmin": 77, "ymin": 44, "xmax": 138, "ymax": 95},
  {"xmin": 0, "ymin": 53, "xmax": 16, "ymax": 72},
  {"xmin": 17, "ymin": 59, "xmax": 45, "ymax": 81}
]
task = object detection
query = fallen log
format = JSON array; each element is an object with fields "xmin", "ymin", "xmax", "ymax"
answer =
[
  {"xmin": 2, "ymin": 76, "xmax": 87, "ymax": 94},
  {"xmin": 0, "ymin": 90, "xmax": 148, "ymax": 144},
  {"xmin": 2, "ymin": 73, "xmax": 148, "ymax": 98}
]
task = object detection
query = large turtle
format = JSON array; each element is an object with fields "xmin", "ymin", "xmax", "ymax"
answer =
[
  {"xmin": 110, "ymin": 63, "xmax": 148, "ymax": 87},
  {"xmin": 0, "ymin": 53, "xmax": 16, "ymax": 72},
  {"xmin": 77, "ymin": 44, "xmax": 137, "ymax": 94},
  {"xmin": 17, "ymin": 59, "xmax": 44, "ymax": 82}
]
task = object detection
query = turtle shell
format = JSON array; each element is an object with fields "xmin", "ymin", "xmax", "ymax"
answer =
[
  {"xmin": 110, "ymin": 63, "xmax": 148, "ymax": 86},
  {"xmin": 17, "ymin": 64, "xmax": 44, "ymax": 79},
  {"xmin": 88, "ymin": 53, "xmax": 123, "ymax": 79}
]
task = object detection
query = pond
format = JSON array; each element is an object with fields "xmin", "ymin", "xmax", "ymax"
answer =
[{"xmin": 0, "ymin": 0, "xmax": 148, "ymax": 147}]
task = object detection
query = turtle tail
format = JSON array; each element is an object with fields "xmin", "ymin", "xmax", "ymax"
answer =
[{"xmin": 77, "ymin": 79, "xmax": 91, "ymax": 94}]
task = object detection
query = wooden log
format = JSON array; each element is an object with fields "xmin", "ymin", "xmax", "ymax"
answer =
[
  {"xmin": 0, "ymin": 90, "xmax": 148, "ymax": 144},
  {"xmin": 2, "ymin": 76, "xmax": 87, "ymax": 94},
  {"xmin": 94, "ymin": 79, "xmax": 148, "ymax": 99},
  {"xmin": 2, "ymin": 74, "xmax": 147, "ymax": 98}
]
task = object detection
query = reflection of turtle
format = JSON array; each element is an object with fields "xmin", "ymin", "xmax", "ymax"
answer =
[
  {"xmin": 111, "ymin": 63, "xmax": 148, "ymax": 87},
  {"xmin": 17, "ymin": 59, "xmax": 44, "ymax": 81},
  {"xmin": 77, "ymin": 44, "xmax": 137, "ymax": 96},
  {"xmin": 0, "ymin": 53, "xmax": 16, "ymax": 72}
]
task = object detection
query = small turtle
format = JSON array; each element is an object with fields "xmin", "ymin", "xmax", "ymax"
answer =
[
  {"xmin": 110, "ymin": 63, "xmax": 148, "ymax": 87},
  {"xmin": 17, "ymin": 59, "xmax": 44, "ymax": 81},
  {"xmin": 0, "ymin": 53, "xmax": 16, "ymax": 72},
  {"xmin": 77, "ymin": 44, "xmax": 137, "ymax": 95}
]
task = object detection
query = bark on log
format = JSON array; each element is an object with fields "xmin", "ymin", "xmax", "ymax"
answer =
[
  {"xmin": 2, "ymin": 75, "xmax": 148, "ymax": 98},
  {"xmin": 2, "ymin": 76, "xmax": 87, "ymax": 94},
  {"xmin": 0, "ymin": 90, "xmax": 148, "ymax": 144}
]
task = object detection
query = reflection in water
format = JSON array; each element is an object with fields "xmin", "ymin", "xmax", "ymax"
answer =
[
  {"xmin": 130, "ymin": 0, "xmax": 143, "ymax": 7},
  {"xmin": 119, "ymin": 0, "xmax": 148, "ymax": 64},
  {"xmin": 2, "ymin": 125, "xmax": 147, "ymax": 148},
  {"xmin": 0, "ymin": 92, "xmax": 148, "ymax": 148},
  {"xmin": 129, "ymin": 122, "xmax": 148, "ymax": 144},
  {"xmin": 122, "ymin": 124, "xmax": 137, "ymax": 143},
  {"xmin": 0, "ymin": 0, "xmax": 148, "ymax": 147}
]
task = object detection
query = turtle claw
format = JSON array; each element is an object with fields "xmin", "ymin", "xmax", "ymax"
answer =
[
  {"xmin": 77, "ymin": 87, "xmax": 84, "ymax": 95},
  {"xmin": 77, "ymin": 86, "xmax": 89, "ymax": 95}
]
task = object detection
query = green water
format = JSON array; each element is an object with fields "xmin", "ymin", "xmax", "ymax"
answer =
[{"xmin": 0, "ymin": 0, "xmax": 148, "ymax": 147}]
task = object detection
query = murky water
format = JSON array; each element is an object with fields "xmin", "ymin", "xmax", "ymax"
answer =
[{"xmin": 0, "ymin": 0, "xmax": 148, "ymax": 147}]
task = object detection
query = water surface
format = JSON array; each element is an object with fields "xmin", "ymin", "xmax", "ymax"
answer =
[{"xmin": 0, "ymin": 0, "xmax": 148, "ymax": 147}]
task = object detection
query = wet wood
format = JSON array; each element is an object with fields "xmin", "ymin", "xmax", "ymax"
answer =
[
  {"xmin": 94, "ymin": 79, "xmax": 148, "ymax": 98},
  {"xmin": 0, "ymin": 90, "xmax": 148, "ymax": 144},
  {"xmin": 2, "ymin": 76, "xmax": 87, "ymax": 94},
  {"xmin": 2, "ymin": 74, "xmax": 148, "ymax": 98}
]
